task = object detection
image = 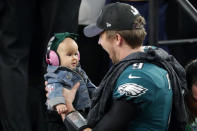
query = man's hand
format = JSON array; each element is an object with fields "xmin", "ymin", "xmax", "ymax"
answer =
[
  {"xmin": 63, "ymin": 82, "xmax": 80, "ymax": 113},
  {"xmin": 83, "ymin": 128, "xmax": 92, "ymax": 131},
  {"xmin": 45, "ymin": 81, "xmax": 49, "ymax": 97}
]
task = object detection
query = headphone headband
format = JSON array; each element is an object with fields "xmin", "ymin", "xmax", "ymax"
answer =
[{"xmin": 49, "ymin": 32, "xmax": 78, "ymax": 52}]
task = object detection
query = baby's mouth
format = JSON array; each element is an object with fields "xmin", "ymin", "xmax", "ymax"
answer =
[{"xmin": 72, "ymin": 63, "xmax": 77, "ymax": 66}]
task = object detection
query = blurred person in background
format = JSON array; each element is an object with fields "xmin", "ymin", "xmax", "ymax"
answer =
[{"xmin": 185, "ymin": 59, "xmax": 197, "ymax": 131}]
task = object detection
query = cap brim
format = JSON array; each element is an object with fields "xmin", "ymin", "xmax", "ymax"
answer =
[{"xmin": 83, "ymin": 23, "xmax": 103, "ymax": 37}]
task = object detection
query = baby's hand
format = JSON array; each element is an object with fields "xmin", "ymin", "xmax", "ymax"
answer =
[{"xmin": 55, "ymin": 104, "xmax": 67, "ymax": 114}]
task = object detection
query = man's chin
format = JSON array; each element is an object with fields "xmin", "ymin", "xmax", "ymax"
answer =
[{"xmin": 112, "ymin": 60, "xmax": 118, "ymax": 64}]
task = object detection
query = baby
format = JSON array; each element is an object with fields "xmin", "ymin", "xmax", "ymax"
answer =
[{"xmin": 45, "ymin": 32, "xmax": 96, "ymax": 116}]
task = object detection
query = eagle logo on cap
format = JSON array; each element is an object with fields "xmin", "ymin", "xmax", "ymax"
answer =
[
  {"xmin": 106, "ymin": 22, "xmax": 112, "ymax": 28},
  {"xmin": 47, "ymin": 36, "xmax": 55, "ymax": 50},
  {"xmin": 130, "ymin": 5, "xmax": 139, "ymax": 16}
]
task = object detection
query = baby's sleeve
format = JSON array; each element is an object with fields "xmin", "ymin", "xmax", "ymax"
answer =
[{"xmin": 46, "ymin": 82, "xmax": 65, "ymax": 110}]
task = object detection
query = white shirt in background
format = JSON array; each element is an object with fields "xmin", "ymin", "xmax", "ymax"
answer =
[{"xmin": 78, "ymin": 0, "xmax": 105, "ymax": 25}]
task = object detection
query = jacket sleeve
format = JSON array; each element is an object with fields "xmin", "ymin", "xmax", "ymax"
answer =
[
  {"xmin": 63, "ymin": 100, "xmax": 137, "ymax": 131},
  {"xmin": 92, "ymin": 100, "xmax": 137, "ymax": 131},
  {"xmin": 46, "ymin": 82, "xmax": 66, "ymax": 110},
  {"xmin": 45, "ymin": 68, "xmax": 73, "ymax": 110},
  {"xmin": 86, "ymin": 79, "xmax": 97, "ymax": 98},
  {"xmin": 77, "ymin": 66, "xmax": 97, "ymax": 98}
]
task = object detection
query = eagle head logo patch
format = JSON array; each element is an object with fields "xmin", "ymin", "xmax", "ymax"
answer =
[{"xmin": 118, "ymin": 83, "xmax": 148, "ymax": 97}]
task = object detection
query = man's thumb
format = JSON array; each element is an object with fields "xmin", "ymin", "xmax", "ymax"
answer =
[{"xmin": 72, "ymin": 82, "xmax": 80, "ymax": 92}]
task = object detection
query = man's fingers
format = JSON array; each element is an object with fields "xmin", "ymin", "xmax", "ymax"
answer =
[
  {"xmin": 45, "ymin": 86, "xmax": 49, "ymax": 92},
  {"xmin": 45, "ymin": 85, "xmax": 49, "ymax": 98},
  {"xmin": 46, "ymin": 92, "xmax": 49, "ymax": 98},
  {"xmin": 45, "ymin": 81, "xmax": 49, "ymax": 92},
  {"xmin": 72, "ymin": 82, "xmax": 80, "ymax": 92},
  {"xmin": 45, "ymin": 81, "xmax": 48, "ymax": 86},
  {"xmin": 62, "ymin": 82, "xmax": 80, "ymax": 96},
  {"xmin": 84, "ymin": 128, "xmax": 92, "ymax": 131},
  {"xmin": 62, "ymin": 82, "xmax": 80, "ymax": 109}
]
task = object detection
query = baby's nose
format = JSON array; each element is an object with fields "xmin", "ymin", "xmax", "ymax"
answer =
[{"xmin": 72, "ymin": 55, "xmax": 78, "ymax": 59}]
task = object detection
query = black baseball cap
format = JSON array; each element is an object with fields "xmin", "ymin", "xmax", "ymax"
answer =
[{"xmin": 84, "ymin": 2, "xmax": 141, "ymax": 37}]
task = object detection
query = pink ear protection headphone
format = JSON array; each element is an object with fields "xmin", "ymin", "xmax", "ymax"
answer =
[
  {"xmin": 46, "ymin": 35, "xmax": 80, "ymax": 66},
  {"xmin": 46, "ymin": 36, "xmax": 60, "ymax": 66}
]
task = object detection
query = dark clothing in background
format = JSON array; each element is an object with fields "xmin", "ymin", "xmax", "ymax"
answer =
[
  {"xmin": 47, "ymin": 111, "xmax": 68, "ymax": 131},
  {"xmin": 0, "ymin": 0, "xmax": 81, "ymax": 131},
  {"xmin": 166, "ymin": 0, "xmax": 197, "ymax": 67},
  {"xmin": 77, "ymin": 25, "xmax": 111, "ymax": 86}
]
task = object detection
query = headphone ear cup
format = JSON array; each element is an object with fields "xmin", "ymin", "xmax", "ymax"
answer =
[
  {"xmin": 46, "ymin": 57, "xmax": 51, "ymax": 65},
  {"xmin": 46, "ymin": 50, "xmax": 60, "ymax": 66}
]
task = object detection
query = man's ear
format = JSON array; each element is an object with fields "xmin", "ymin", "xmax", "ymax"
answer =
[{"xmin": 115, "ymin": 33, "xmax": 122, "ymax": 46}]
